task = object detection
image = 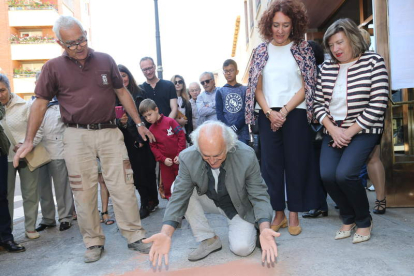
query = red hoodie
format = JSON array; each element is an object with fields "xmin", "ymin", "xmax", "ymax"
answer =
[{"xmin": 149, "ymin": 114, "xmax": 186, "ymax": 162}]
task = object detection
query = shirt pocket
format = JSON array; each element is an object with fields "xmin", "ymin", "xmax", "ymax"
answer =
[{"xmin": 96, "ymin": 70, "xmax": 112, "ymax": 88}]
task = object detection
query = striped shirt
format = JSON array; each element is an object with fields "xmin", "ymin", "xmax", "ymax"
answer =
[{"xmin": 313, "ymin": 52, "xmax": 389, "ymax": 134}]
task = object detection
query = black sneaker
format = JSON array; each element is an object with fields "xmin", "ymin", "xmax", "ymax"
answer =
[
  {"xmin": 127, "ymin": 239, "xmax": 151, "ymax": 254},
  {"xmin": 148, "ymin": 201, "xmax": 159, "ymax": 212},
  {"xmin": 139, "ymin": 206, "xmax": 150, "ymax": 219},
  {"xmin": 59, "ymin": 222, "xmax": 72, "ymax": 231}
]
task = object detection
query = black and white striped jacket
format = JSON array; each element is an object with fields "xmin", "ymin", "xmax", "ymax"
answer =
[{"xmin": 314, "ymin": 52, "xmax": 389, "ymax": 134}]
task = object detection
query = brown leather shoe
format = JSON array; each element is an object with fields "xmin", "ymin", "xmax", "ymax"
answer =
[{"xmin": 270, "ymin": 217, "xmax": 288, "ymax": 232}]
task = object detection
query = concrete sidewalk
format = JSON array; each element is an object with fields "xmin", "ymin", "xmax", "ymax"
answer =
[{"xmin": 1, "ymin": 191, "xmax": 413, "ymax": 276}]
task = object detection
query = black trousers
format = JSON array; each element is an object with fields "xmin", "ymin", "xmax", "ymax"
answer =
[
  {"xmin": 0, "ymin": 155, "xmax": 13, "ymax": 243},
  {"xmin": 259, "ymin": 109, "xmax": 321, "ymax": 212},
  {"xmin": 121, "ymin": 128, "xmax": 158, "ymax": 208},
  {"xmin": 320, "ymin": 134, "xmax": 378, "ymax": 227}
]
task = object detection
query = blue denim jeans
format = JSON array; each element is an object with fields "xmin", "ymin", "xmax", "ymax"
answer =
[{"xmin": 320, "ymin": 134, "xmax": 379, "ymax": 228}]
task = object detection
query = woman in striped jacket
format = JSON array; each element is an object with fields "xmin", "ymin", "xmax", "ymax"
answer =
[{"xmin": 313, "ymin": 18, "xmax": 388, "ymax": 244}]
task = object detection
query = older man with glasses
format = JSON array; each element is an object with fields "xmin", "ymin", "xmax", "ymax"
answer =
[
  {"xmin": 14, "ymin": 15, "xmax": 154, "ymax": 263},
  {"xmin": 196, "ymin": 72, "xmax": 219, "ymax": 125}
]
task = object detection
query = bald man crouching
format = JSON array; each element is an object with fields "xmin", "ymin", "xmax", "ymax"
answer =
[{"xmin": 143, "ymin": 121, "xmax": 280, "ymax": 267}]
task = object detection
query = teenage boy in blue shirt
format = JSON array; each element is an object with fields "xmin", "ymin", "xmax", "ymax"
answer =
[{"xmin": 216, "ymin": 59, "xmax": 249, "ymax": 144}]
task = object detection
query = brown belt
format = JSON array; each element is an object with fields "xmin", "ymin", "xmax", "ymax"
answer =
[{"xmin": 66, "ymin": 121, "xmax": 117, "ymax": 130}]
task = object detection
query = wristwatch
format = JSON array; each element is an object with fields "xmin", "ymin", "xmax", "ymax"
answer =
[
  {"xmin": 136, "ymin": 122, "xmax": 145, "ymax": 127},
  {"xmin": 265, "ymin": 109, "xmax": 272, "ymax": 118}
]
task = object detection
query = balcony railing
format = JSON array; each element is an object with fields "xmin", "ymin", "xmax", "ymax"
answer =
[
  {"xmin": 11, "ymin": 43, "xmax": 62, "ymax": 60},
  {"xmin": 10, "ymin": 35, "xmax": 55, "ymax": 44},
  {"xmin": 13, "ymin": 76, "xmax": 36, "ymax": 94},
  {"xmin": 7, "ymin": 0, "xmax": 57, "ymax": 11}
]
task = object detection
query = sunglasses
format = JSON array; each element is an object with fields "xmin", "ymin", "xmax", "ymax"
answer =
[
  {"xmin": 174, "ymin": 80, "xmax": 184, "ymax": 85},
  {"xmin": 200, "ymin": 79, "xmax": 212, "ymax": 86}
]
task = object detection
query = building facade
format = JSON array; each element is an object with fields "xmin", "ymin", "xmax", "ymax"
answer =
[{"xmin": 0, "ymin": 0, "xmax": 91, "ymax": 100}]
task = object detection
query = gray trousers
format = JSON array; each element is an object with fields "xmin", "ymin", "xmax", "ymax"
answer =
[
  {"xmin": 38, "ymin": 160, "xmax": 74, "ymax": 225},
  {"xmin": 7, "ymin": 162, "xmax": 39, "ymax": 232}
]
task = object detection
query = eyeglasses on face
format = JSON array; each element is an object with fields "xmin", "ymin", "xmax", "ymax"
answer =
[
  {"xmin": 189, "ymin": 89, "xmax": 200, "ymax": 93},
  {"xmin": 142, "ymin": 66, "xmax": 154, "ymax": 72},
  {"xmin": 174, "ymin": 80, "xmax": 184, "ymax": 85},
  {"xmin": 200, "ymin": 79, "xmax": 212, "ymax": 86},
  {"xmin": 223, "ymin": 69, "xmax": 235, "ymax": 74},
  {"xmin": 65, "ymin": 37, "xmax": 87, "ymax": 50}
]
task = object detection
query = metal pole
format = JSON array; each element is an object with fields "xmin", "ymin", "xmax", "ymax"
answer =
[{"xmin": 154, "ymin": 0, "xmax": 163, "ymax": 79}]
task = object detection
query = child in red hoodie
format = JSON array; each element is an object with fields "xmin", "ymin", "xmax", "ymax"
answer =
[{"xmin": 139, "ymin": 99, "xmax": 186, "ymax": 199}]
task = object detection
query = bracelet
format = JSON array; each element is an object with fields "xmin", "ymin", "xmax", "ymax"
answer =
[
  {"xmin": 136, "ymin": 122, "xmax": 145, "ymax": 128},
  {"xmin": 279, "ymin": 110, "xmax": 287, "ymax": 118},
  {"xmin": 283, "ymin": 105, "xmax": 289, "ymax": 113},
  {"xmin": 265, "ymin": 109, "xmax": 272, "ymax": 118}
]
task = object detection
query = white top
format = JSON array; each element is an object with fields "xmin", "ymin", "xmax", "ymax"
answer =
[
  {"xmin": 262, "ymin": 42, "xmax": 305, "ymax": 109},
  {"xmin": 177, "ymin": 96, "xmax": 186, "ymax": 115},
  {"xmin": 329, "ymin": 60, "xmax": 357, "ymax": 121},
  {"xmin": 211, "ymin": 168, "xmax": 220, "ymax": 192}
]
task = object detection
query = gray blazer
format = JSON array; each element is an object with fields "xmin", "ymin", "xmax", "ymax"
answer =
[{"xmin": 163, "ymin": 141, "xmax": 273, "ymax": 225}]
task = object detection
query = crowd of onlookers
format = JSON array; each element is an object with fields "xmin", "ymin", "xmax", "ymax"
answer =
[{"xmin": 0, "ymin": 0, "xmax": 389, "ymax": 265}]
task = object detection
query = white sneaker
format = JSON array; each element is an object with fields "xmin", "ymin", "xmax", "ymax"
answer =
[{"xmin": 367, "ymin": 185, "xmax": 375, "ymax": 191}]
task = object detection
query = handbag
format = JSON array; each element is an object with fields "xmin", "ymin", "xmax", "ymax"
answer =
[
  {"xmin": 1, "ymin": 121, "xmax": 51, "ymax": 171},
  {"xmin": 0, "ymin": 126, "xmax": 10, "ymax": 156},
  {"xmin": 310, "ymin": 123, "xmax": 324, "ymax": 148}
]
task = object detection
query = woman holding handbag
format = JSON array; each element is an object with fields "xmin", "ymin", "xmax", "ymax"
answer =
[{"xmin": 0, "ymin": 73, "xmax": 43, "ymax": 239}]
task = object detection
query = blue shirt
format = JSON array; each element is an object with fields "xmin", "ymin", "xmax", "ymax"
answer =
[{"xmin": 216, "ymin": 83, "xmax": 249, "ymax": 143}]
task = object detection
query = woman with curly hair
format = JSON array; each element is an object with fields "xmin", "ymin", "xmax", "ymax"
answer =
[{"xmin": 245, "ymin": 0, "xmax": 321, "ymax": 236}]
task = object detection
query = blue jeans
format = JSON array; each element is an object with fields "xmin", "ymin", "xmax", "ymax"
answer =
[{"xmin": 320, "ymin": 134, "xmax": 379, "ymax": 228}]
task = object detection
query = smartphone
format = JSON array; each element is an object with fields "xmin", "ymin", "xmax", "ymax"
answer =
[{"xmin": 115, "ymin": 106, "xmax": 125, "ymax": 119}]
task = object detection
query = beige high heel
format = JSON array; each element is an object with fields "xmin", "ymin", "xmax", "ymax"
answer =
[
  {"xmin": 353, "ymin": 221, "xmax": 373, "ymax": 244},
  {"xmin": 335, "ymin": 224, "xmax": 356, "ymax": 240}
]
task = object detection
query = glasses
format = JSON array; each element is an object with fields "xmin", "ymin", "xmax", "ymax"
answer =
[
  {"xmin": 141, "ymin": 66, "xmax": 154, "ymax": 72},
  {"xmin": 65, "ymin": 37, "xmax": 87, "ymax": 50},
  {"xmin": 223, "ymin": 69, "xmax": 235, "ymax": 74},
  {"xmin": 200, "ymin": 79, "xmax": 212, "ymax": 86},
  {"xmin": 189, "ymin": 89, "xmax": 200, "ymax": 93},
  {"xmin": 174, "ymin": 80, "xmax": 184, "ymax": 85}
]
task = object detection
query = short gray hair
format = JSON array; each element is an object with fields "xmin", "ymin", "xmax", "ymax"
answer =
[
  {"xmin": 199, "ymin": 72, "xmax": 214, "ymax": 81},
  {"xmin": 53, "ymin": 16, "xmax": 85, "ymax": 41},
  {"xmin": 189, "ymin": 82, "xmax": 201, "ymax": 89},
  {"xmin": 323, "ymin": 18, "xmax": 368, "ymax": 63},
  {"xmin": 0, "ymin": 73, "xmax": 11, "ymax": 93},
  {"xmin": 140, "ymin": 57, "xmax": 155, "ymax": 66},
  {"xmin": 190, "ymin": 121, "xmax": 238, "ymax": 153}
]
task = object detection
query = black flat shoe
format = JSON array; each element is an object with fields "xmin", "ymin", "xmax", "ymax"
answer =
[
  {"xmin": 0, "ymin": 240, "xmax": 26, "ymax": 253},
  {"xmin": 59, "ymin": 222, "xmax": 72, "ymax": 231},
  {"xmin": 35, "ymin": 224, "xmax": 56, "ymax": 232},
  {"xmin": 302, "ymin": 209, "xmax": 328, "ymax": 218},
  {"xmin": 373, "ymin": 198, "xmax": 386, "ymax": 214},
  {"xmin": 139, "ymin": 206, "xmax": 150, "ymax": 219}
]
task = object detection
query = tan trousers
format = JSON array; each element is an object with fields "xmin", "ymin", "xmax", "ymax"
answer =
[{"xmin": 63, "ymin": 127, "xmax": 145, "ymax": 248}]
